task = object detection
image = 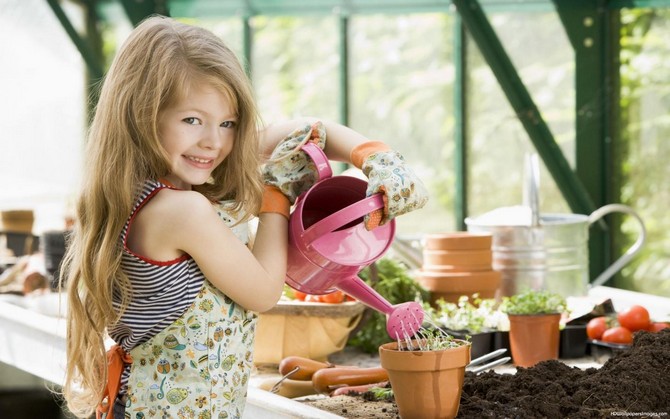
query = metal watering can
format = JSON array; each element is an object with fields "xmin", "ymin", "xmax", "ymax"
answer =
[
  {"xmin": 465, "ymin": 154, "xmax": 646, "ymax": 297},
  {"xmin": 285, "ymin": 142, "xmax": 424, "ymax": 339}
]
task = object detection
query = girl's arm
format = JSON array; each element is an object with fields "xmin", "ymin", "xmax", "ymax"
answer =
[
  {"xmin": 132, "ymin": 189, "xmax": 286, "ymax": 313},
  {"xmin": 260, "ymin": 118, "xmax": 429, "ymax": 228},
  {"xmin": 260, "ymin": 118, "xmax": 368, "ymax": 163}
]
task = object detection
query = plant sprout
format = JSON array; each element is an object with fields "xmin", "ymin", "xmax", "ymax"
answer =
[{"xmin": 500, "ymin": 289, "xmax": 567, "ymax": 315}]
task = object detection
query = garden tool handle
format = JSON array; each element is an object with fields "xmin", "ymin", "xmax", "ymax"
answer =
[
  {"xmin": 467, "ymin": 348, "xmax": 508, "ymax": 368},
  {"xmin": 301, "ymin": 194, "xmax": 385, "ymax": 245},
  {"xmin": 301, "ymin": 141, "xmax": 332, "ymax": 181},
  {"xmin": 467, "ymin": 357, "xmax": 512, "ymax": 374},
  {"xmin": 588, "ymin": 204, "xmax": 646, "ymax": 288}
]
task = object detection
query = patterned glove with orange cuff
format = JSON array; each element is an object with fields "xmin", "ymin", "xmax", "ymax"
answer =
[
  {"xmin": 260, "ymin": 122, "xmax": 327, "ymax": 218},
  {"xmin": 351, "ymin": 141, "xmax": 429, "ymax": 230}
]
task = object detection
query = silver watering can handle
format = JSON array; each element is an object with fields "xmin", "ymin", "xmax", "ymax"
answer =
[
  {"xmin": 588, "ymin": 204, "xmax": 647, "ymax": 288},
  {"xmin": 523, "ymin": 153, "xmax": 541, "ymax": 227}
]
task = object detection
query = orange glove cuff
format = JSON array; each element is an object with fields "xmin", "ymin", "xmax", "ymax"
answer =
[
  {"xmin": 350, "ymin": 141, "xmax": 391, "ymax": 169},
  {"xmin": 259, "ymin": 185, "xmax": 290, "ymax": 219}
]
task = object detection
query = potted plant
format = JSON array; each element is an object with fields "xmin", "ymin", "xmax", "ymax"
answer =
[
  {"xmin": 379, "ymin": 331, "xmax": 471, "ymax": 419},
  {"xmin": 500, "ymin": 289, "xmax": 567, "ymax": 367}
]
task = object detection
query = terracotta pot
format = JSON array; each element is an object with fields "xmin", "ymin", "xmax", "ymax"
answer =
[
  {"xmin": 422, "ymin": 263, "xmax": 492, "ymax": 273},
  {"xmin": 423, "ymin": 249, "xmax": 492, "ymax": 267},
  {"xmin": 0, "ymin": 210, "xmax": 34, "ymax": 234},
  {"xmin": 423, "ymin": 232, "xmax": 492, "ymax": 251},
  {"xmin": 508, "ymin": 313, "xmax": 561, "ymax": 367},
  {"xmin": 416, "ymin": 270, "xmax": 501, "ymax": 304},
  {"xmin": 379, "ymin": 340, "xmax": 471, "ymax": 419}
]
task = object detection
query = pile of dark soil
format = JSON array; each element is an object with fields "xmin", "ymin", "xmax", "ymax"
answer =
[
  {"xmin": 458, "ymin": 329, "xmax": 670, "ymax": 417},
  {"xmin": 303, "ymin": 329, "xmax": 670, "ymax": 418}
]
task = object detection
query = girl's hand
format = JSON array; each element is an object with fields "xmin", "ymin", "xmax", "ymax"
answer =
[
  {"xmin": 352, "ymin": 142, "xmax": 429, "ymax": 229},
  {"xmin": 262, "ymin": 122, "xmax": 326, "ymax": 204}
]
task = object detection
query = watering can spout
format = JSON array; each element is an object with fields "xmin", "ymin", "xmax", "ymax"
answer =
[
  {"xmin": 335, "ymin": 277, "xmax": 424, "ymax": 339},
  {"xmin": 336, "ymin": 276, "xmax": 394, "ymax": 314}
]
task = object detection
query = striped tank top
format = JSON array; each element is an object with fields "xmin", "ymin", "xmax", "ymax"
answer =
[
  {"xmin": 107, "ymin": 180, "xmax": 206, "ymax": 352},
  {"xmin": 108, "ymin": 180, "xmax": 250, "ymax": 396}
]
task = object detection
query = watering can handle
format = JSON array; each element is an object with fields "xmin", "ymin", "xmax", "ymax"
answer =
[
  {"xmin": 301, "ymin": 194, "xmax": 386, "ymax": 245},
  {"xmin": 588, "ymin": 204, "xmax": 646, "ymax": 288},
  {"xmin": 301, "ymin": 142, "xmax": 333, "ymax": 181}
]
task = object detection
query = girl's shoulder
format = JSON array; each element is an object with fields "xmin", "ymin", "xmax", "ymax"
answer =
[
  {"xmin": 145, "ymin": 188, "xmax": 215, "ymax": 225},
  {"xmin": 126, "ymin": 188, "xmax": 222, "ymax": 261}
]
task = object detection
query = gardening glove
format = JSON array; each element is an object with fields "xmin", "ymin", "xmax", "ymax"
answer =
[
  {"xmin": 262, "ymin": 121, "xmax": 326, "ymax": 205},
  {"xmin": 351, "ymin": 141, "xmax": 429, "ymax": 230}
]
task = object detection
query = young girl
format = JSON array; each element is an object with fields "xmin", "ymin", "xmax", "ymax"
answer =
[{"xmin": 60, "ymin": 16, "xmax": 427, "ymax": 419}]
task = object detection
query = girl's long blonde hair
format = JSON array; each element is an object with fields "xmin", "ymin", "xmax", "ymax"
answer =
[{"xmin": 60, "ymin": 16, "xmax": 263, "ymax": 417}]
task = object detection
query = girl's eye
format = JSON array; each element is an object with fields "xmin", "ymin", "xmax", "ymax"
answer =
[
  {"xmin": 183, "ymin": 117, "xmax": 201, "ymax": 125},
  {"xmin": 221, "ymin": 121, "xmax": 237, "ymax": 129}
]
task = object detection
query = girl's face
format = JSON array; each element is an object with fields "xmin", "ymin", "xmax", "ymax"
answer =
[{"xmin": 157, "ymin": 82, "xmax": 237, "ymax": 190}]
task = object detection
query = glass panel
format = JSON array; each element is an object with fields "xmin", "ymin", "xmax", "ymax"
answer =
[
  {"xmin": 193, "ymin": 18, "xmax": 243, "ymax": 56},
  {"xmin": 349, "ymin": 13, "xmax": 456, "ymax": 236},
  {"xmin": 618, "ymin": 8, "xmax": 670, "ymax": 297},
  {"xmin": 0, "ymin": 0, "xmax": 85, "ymax": 233},
  {"xmin": 251, "ymin": 16, "xmax": 339, "ymax": 124},
  {"xmin": 466, "ymin": 11, "xmax": 573, "ymax": 219}
]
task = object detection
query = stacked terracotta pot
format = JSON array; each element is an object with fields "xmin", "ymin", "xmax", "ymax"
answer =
[{"xmin": 417, "ymin": 232, "xmax": 501, "ymax": 306}]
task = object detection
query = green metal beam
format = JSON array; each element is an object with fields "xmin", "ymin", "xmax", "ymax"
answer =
[
  {"xmin": 46, "ymin": 0, "xmax": 104, "ymax": 79},
  {"xmin": 338, "ymin": 15, "xmax": 350, "ymax": 127},
  {"xmin": 166, "ymin": 0, "xmax": 454, "ymax": 17},
  {"xmin": 242, "ymin": 16, "xmax": 252, "ymax": 75},
  {"xmin": 451, "ymin": 0, "xmax": 598, "ymax": 217},
  {"xmin": 95, "ymin": 0, "xmax": 670, "ymax": 20},
  {"xmin": 608, "ymin": 0, "xmax": 670, "ymax": 8},
  {"xmin": 554, "ymin": 0, "xmax": 614, "ymax": 279},
  {"xmin": 120, "ymin": 0, "xmax": 170, "ymax": 26},
  {"xmin": 554, "ymin": 1, "xmax": 610, "ymax": 208},
  {"xmin": 336, "ymin": 14, "xmax": 350, "ymax": 173},
  {"xmin": 453, "ymin": 15, "xmax": 468, "ymax": 230}
]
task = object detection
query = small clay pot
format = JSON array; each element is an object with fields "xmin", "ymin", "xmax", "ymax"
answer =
[
  {"xmin": 379, "ymin": 340, "xmax": 471, "ymax": 419},
  {"xmin": 0, "ymin": 210, "xmax": 34, "ymax": 234},
  {"xmin": 422, "ymin": 263, "xmax": 492, "ymax": 273},
  {"xmin": 508, "ymin": 313, "xmax": 561, "ymax": 367},
  {"xmin": 416, "ymin": 270, "xmax": 501, "ymax": 305},
  {"xmin": 423, "ymin": 249, "xmax": 493, "ymax": 267},
  {"xmin": 423, "ymin": 232, "xmax": 492, "ymax": 251}
]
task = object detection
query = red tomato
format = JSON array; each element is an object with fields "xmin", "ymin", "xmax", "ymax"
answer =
[
  {"xmin": 304, "ymin": 294, "xmax": 323, "ymax": 303},
  {"xmin": 586, "ymin": 317, "xmax": 608, "ymax": 340},
  {"xmin": 617, "ymin": 305, "xmax": 651, "ymax": 332},
  {"xmin": 293, "ymin": 290, "xmax": 307, "ymax": 301},
  {"xmin": 319, "ymin": 290, "xmax": 345, "ymax": 304},
  {"xmin": 648, "ymin": 322, "xmax": 669, "ymax": 332},
  {"xmin": 601, "ymin": 326, "xmax": 633, "ymax": 345}
]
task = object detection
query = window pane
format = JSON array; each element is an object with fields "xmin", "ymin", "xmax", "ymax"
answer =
[
  {"xmin": 0, "ymin": 0, "xmax": 85, "ymax": 233},
  {"xmin": 466, "ymin": 11, "xmax": 573, "ymax": 218},
  {"xmin": 349, "ymin": 13, "xmax": 456, "ymax": 236},
  {"xmin": 252, "ymin": 16, "xmax": 339, "ymax": 124},
  {"xmin": 618, "ymin": 8, "xmax": 670, "ymax": 297}
]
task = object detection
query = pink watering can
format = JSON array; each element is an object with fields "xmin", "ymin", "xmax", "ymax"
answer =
[{"xmin": 285, "ymin": 142, "xmax": 424, "ymax": 339}]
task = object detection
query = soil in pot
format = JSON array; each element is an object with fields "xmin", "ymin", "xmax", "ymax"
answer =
[{"xmin": 301, "ymin": 329, "xmax": 670, "ymax": 418}]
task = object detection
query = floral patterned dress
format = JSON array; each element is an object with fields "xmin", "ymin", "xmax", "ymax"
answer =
[{"xmin": 123, "ymin": 202, "xmax": 257, "ymax": 419}]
